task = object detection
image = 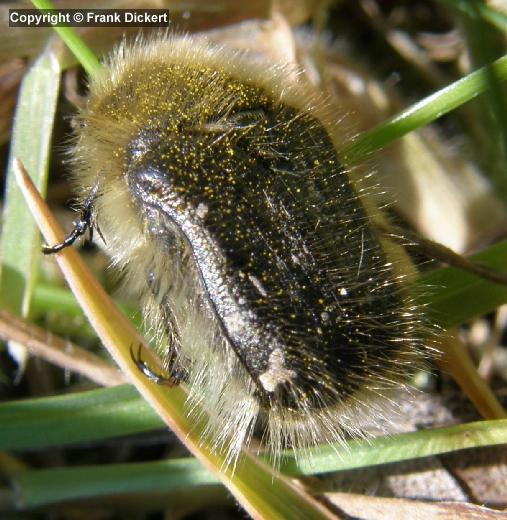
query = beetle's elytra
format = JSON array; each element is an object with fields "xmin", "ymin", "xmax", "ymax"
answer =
[{"xmin": 67, "ymin": 36, "xmax": 428, "ymax": 461}]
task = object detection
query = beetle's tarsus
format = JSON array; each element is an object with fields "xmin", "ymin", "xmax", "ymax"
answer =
[
  {"xmin": 130, "ymin": 344, "xmax": 182, "ymax": 387},
  {"xmin": 42, "ymin": 181, "xmax": 101, "ymax": 254}
]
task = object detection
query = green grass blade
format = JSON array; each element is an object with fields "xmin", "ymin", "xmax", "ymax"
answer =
[
  {"xmin": 341, "ymin": 52, "xmax": 507, "ymax": 164},
  {"xmin": 11, "ymin": 419, "xmax": 507, "ymax": 509},
  {"xmin": 418, "ymin": 239, "xmax": 507, "ymax": 329},
  {"xmin": 280, "ymin": 418, "xmax": 507, "ymax": 475},
  {"xmin": 15, "ymin": 458, "xmax": 218, "ymax": 509},
  {"xmin": 3, "ymin": 383, "xmax": 507, "ymax": 476},
  {"xmin": 30, "ymin": 0, "xmax": 100, "ymax": 76},
  {"xmin": 0, "ymin": 49, "xmax": 60, "ymax": 316},
  {"xmin": 30, "ymin": 282, "xmax": 140, "ymax": 331},
  {"xmin": 31, "ymin": 283, "xmax": 85, "ymax": 317},
  {"xmin": 459, "ymin": 0, "xmax": 507, "ymax": 196},
  {"xmin": 437, "ymin": 0, "xmax": 507, "ymax": 33},
  {"xmin": 0, "ymin": 385, "xmax": 162, "ymax": 450}
]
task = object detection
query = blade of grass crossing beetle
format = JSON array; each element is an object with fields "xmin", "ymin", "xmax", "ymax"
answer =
[{"xmin": 13, "ymin": 160, "xmax": 339, "ymax": 520}]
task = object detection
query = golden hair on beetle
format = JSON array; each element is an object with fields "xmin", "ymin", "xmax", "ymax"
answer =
[{"xmin": 61, "ymin": 34, "xmax": 430, "ymax": 465}]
